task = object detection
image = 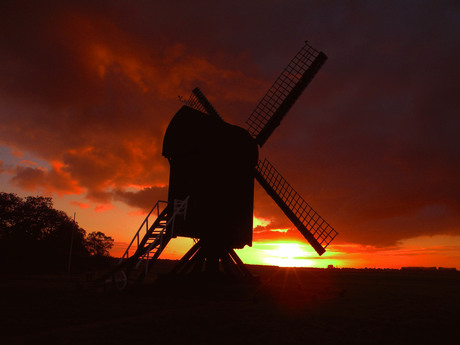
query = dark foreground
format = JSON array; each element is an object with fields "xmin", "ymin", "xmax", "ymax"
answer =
[{"xmin": 1, "ymin": 262, "xmax": 459, "ymax": 345}]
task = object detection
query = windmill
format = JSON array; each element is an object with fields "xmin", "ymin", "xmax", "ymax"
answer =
[{"xmin": 105, "ymin": 41, "xmax": 338, "ymax": 289}]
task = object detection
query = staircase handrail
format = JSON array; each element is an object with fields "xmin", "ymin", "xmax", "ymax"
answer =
[
  {"xmin": 119, "ymin": 200, "xmax": 168, "ymax": 262},
  {"xmin": 137, "ymin": 196, "xmax": 190, "ymax": 271}
]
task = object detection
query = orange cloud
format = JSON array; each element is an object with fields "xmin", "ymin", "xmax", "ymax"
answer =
[
  {"xmin": 94, "ymin": 204, "xmax": 114, "ymax": 213},
  {"xmin": 70, "ymin": 200, "xmax": 90, "ymax": 209},
  {"xmin": 127, "ymin": 210, "xmax": 148, "ymax": 217}
]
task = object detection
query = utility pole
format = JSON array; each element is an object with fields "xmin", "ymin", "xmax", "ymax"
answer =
[{"xmin": 67, "ymin": 212, "xmax": 76, "ymax": 275}]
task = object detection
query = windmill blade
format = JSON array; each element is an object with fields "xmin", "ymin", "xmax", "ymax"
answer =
[
  {"xmin": 255, "ymin": 159, "xmax": 338, "ymax": 256},
  {"xmin": 184, "ymin": 87, "xmax": 223, "ymax": 121},
  {"xmin": 246, "ymin": 42, "xmax": 327, "ymax": 147}
]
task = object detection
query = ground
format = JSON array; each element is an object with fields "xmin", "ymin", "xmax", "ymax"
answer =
[{"xmin": 1, "ymin": 261, "xmax": 459, "ymax": 344}]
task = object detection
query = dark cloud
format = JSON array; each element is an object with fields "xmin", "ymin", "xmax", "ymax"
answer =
[
  {"xmin": 10, "ymin": 164, "xmax": 80, "ymax": 194},
  {"xmin": 114, "ymin": 186, "xmax": 168, "ymax": 211},
  {"xmin": 0, "ymin": 0, "xmax": 459, "ymax": 247},
  {"xmin": 248, "ymin": 1, "xmax": 460, "ymax": 246}
]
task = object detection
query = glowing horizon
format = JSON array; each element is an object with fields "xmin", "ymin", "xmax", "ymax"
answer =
[{"xmin": 109, "ymin": 233, "xmax": 460, "ymax": 270}]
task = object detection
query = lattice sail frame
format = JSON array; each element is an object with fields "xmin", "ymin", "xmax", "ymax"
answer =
[
  {"xmin": 181, "ymin": 87, "xmax": 223, "ymax": 121},
  {"xmin": 255, "ymin": 159, "xmax": 338, "ymax": 255},
  {"xmin": 246, "ymin": 42, "xmax": 327, "ymax": 147}
]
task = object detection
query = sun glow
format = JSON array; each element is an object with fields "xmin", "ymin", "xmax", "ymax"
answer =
[{"xmin": 263, "ymin": 242, "xmax": 314, "ymax": 267}]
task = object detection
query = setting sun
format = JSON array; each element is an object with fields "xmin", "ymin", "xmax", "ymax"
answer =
[{"xmin": 263, "ymin": 242, "xmax": 314, "ymax": 267}]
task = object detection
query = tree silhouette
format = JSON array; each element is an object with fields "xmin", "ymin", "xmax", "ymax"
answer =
[
  {"xmin": 0, "ymin": 192, "xmax": 113, "ymax": 272},
  {"xmin": 86, "ymin": 231, "xmax": 114, "ymax": 256}
]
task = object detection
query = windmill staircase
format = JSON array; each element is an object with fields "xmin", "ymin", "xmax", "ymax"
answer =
[{"xmin": 101, "ymin": 196, "xmax": 189, "ymax": 290}]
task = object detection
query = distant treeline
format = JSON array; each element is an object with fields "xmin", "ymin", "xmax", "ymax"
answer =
[{"xmin": 0, "ymin": 192, "xmax": 114, "ymax": 273}]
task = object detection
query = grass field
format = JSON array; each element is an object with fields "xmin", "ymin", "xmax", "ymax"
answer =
[{"xmin": 1, "ymin": 261, "xmax": 459, "ymax": 344}]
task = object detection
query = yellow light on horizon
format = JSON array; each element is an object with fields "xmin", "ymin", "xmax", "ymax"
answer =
[
  {"xmin": 253, "ymin": 216, "xmax": 270, "ymax": 228},
  {"xmin": 263, "ymin": 242, "xmax": 314, "ymax": 267}
]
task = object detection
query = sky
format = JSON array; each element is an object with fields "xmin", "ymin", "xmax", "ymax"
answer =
[{"xmin": 1, "ymin": 0, "xmax": 460, "ymax": 269}]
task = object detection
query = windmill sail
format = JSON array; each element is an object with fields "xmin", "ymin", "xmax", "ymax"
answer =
[
  {"xmin": 246, "ymin": 42, "xmax": 327, "ymax": 147},
  {"xmin": 185, "ymin": 87, "xmax": 223, "ymax": 121},
  {"xmin": 255, "ymin": 159, "xmax": 338, "ymax": 255}
]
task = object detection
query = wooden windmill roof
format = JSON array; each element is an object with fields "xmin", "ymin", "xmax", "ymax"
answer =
[{"xmin": 162, "ymin": 105, "xmax": 257, "ymax": 164}]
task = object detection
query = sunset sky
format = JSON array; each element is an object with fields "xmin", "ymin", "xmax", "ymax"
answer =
[{"xmin": 1, "ymin": 0, "xmax": 459, "ymax": 269}]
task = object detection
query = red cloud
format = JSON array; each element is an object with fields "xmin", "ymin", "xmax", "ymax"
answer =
[{"xmin": 0, "ymin": 2, "xmax": 264, "ymax": 207}]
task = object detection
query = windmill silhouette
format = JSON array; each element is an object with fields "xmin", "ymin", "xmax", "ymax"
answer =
[{"xmin": 107, "ymin": 41, "xmax": 338, "ymax": 289}]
